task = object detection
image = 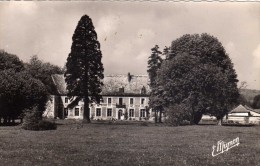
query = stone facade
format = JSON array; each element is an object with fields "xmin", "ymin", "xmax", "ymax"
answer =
[{"xmin": 44, "ymin": 73, "xmax": 153, "ymax": 121}]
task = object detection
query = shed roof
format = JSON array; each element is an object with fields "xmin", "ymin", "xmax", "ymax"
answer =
[{"xmin": 231, "ymin": 105, "xmax": 250, "ymax": 113}]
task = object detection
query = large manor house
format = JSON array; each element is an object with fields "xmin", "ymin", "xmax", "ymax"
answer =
[{"xmin": 44, "ymin": 73, "xmax": 152, "ymax": 121}]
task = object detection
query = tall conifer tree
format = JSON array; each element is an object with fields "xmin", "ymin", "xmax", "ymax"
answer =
[
  {"xmin": 147, "ymin": 45, "xmax": 162, "ymax": 123},
  {"xmin": 65, "ymin": 15, "xmax": 104, "ymax": 123}
]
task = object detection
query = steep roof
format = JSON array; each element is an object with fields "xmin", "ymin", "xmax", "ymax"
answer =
[
  {"xmin": 52, "ymin": 74, "xmax": 67, "ymax": 95},
  {"xmin": 51, "ymin": 74, "xmax": 150, "ymax": 96},
  {"xmin": 231, "ymin": 105, "xmax": 250, "ymax": 113}
]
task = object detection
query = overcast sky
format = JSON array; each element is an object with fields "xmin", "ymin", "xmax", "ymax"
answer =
[{"xmin": 0, "ymin": 2, "xmax": 259, "ymax": 90}]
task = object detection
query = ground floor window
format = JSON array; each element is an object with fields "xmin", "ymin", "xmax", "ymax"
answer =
[
  {"xmin": 140, "ymin": 109, "xmax": 145, "ymax": 118},
  {"xmin": 107, "ymin": 108, "xmax": 112, "ymax": 117},
  {"xmin": 75, "ymin": 108, "xmax": 79, "ymax": 116},
  {"xmin": 64, "ymin": 108, "xmax": 68, "ymax": 117},
  {"xmin": 129, "ymin": 109, "xmax": 134, "ymax": 117},
  {"xmin": 96, "ymin": 108, "xmax": 101, "ymax": 117}
]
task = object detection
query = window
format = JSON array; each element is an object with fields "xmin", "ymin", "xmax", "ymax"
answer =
[
  {"xmin": 130, "ymin": 98, "xmax": 134, "ymax": 105},
  {"xmin": 75, "ymin": 108, "xmax": 79, "ymax": 116},
  {"xmin": 119, "ymin": 87, "xmax": 124, "ymax": 93},
  {"xmin": 129, "ymin": 109, "xmax": 134, "ymax": 117},
  {"xmin": 96, "ymin": 108, "xmax": 101, "ymax": 117},
  {"xmin": 108, "ymin": 98, "xmax": 112, "ymax": 105},
  {"xmin": 107, "ymin": 108, "xmax": 112, "ymax": 117},
  {"xmin": 65, "ymin": 97, "xmax": 69, "ymax": 103},
  {"xmin": 140, "ymin": 109, "xmax": 145, "ymax": 117},
  {"xmin": 119, "ymin": 98, "xmax": 123, "ymax": 105},
  {"xmin": 64, "ymin": 108, "xmax": 68, "ymax": 117},
  {"xmin": 141, "ymin": 86, "xmax": 146, "ymax": 94},
  {"xmin": 141, "ymin": 98, "xmax": 145, "ymax": 105}
]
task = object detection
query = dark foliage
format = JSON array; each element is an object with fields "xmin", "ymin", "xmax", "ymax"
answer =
[
  {"xmin": 155, "ymin": 34, "xmax": 239, "ymax": 124},
  {"xmin": 147, "ymin": 45, "xmax": 163, "ymax": 123},
  {"xmin": 22, "ymin": 107, "xmax": 57, "ymax": 130},
  {"xmin": 25, "ymin": 55, "xmax": 64, "ymax": 94},
  {"xmin": 237, "ymin": 94, "xmax": 251, "ymax": 106},
  {"xmin": 252, "ymin": 94, "xmax": 260, "ymax": 109},
  {"xmin": 65, "ymin": 15, "xmax": 104, "ymax": 122},
  {"xmin": 0, "ymin": 50, "xmax": 24, "ymax": 72},
  {"xmin": 165, "ymin": 104, "xmax": 190, "ymax": 126},
  {"xmin": 0, "ymin": 70, "xmax": 48, "ymax": 124},
  {"xmin": 38, "ymin": 120, "xmax": 57, "ymax": 130},
  {"xmin": 147, "ymin": 45, "xmax": 162, "ymax": 88}
]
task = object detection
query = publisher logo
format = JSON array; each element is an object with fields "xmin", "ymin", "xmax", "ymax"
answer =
[{"xmin": 212, "ymin": 137, "xmax": 240, "ymax": 157}]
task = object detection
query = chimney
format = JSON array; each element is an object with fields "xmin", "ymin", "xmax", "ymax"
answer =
[{"xmin": 128, "ymin": 72, "xmax": 132, "ymax": 82}]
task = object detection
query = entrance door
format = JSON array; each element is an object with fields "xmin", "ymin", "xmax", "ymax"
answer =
[{"xmin": 118, "ymin": 109, "xmax": 122, "ymax": 120}]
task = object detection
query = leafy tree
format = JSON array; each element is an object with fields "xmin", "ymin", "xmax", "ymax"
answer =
[
  {"xmin": 65, "ymin": 15, "xmax": 104, "ymax": 123},
  {"xmin": 25, "ymin": 55, "xmax": 64, "ymax": 94},
  {"xmin": 252, "ymin": 94, "xmax": 260, "ymax": 109},
  {"xmin": 0, "ymin": 69, "xmax": 48, "ymax": 124},
  {"xmin": 155, "ymin": 34, "xmax": 239, "ymax": 125},
  {"xmin": 147, "ymin": 45, "xmax": 163, "ymax": 123},
  {"xmin": 0, "ymin": 50, "xmax": 24, "ymax": 72}
]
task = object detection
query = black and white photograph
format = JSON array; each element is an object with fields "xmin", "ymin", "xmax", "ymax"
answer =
[{"xmin": 0, "ymin": 1, "xmax": 259, "ymax": 165}]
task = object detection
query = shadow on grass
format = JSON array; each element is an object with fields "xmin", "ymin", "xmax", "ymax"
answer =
[{"xmin": 0, "ymin": 122, "xmax": 21, "ymax": 126}]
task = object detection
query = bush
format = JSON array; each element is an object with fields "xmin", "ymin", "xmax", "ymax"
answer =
[
  {"xmin": 22, "ymin": 107, "xmax": 41, "ymax": 130},
  {"xmin": 165, "ymin": 104, "xmax": 190, "ymax": 126},
  {"xmin": 140, "ymin": 122, "xmax": 148, "ymax": 126},
  {"xmin": 22, "ymin": 106, "xmax": 57, "ymax": 131},
  {"xmin": 38, "ymin": 120, "xmax": 57, "ymax": 130}
]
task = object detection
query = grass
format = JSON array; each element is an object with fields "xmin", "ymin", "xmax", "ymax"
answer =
[{"xmin": 0, "ymin": 120, "xmax": 260, "ymax": 166}]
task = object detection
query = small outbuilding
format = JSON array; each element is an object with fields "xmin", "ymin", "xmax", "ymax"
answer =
[{"xmin": 222, "ymin": 105, "xmax": 260, "ymax": 125}]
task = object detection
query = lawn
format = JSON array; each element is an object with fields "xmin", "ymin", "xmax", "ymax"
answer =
[{"xmin": 0, "ymin": 120, "xmax": 259, "ymax": 166}]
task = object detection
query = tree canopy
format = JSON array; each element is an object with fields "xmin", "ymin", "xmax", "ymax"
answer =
[
  {"xmin": 0, "ymin": 50, "xmax": 24, "ymax": 72},
  {"xmin": 0, "ymin": 69, "xmax": 48, "ymax": 123},
  {"xmin": 25, "ymin": 55, "xmax": 64, "ymax": 94},
  {"xmin": 147, "ymin": 45, "xmax": 162, "ymax": 88},
  {"xmin": 154, "ymin": 34, "xmax": 239, "ymax": 124},
  {"xmin": 65, "ymin": 15, "xmax": 104, "ymax": 122},
  {"xmin": 0, "ymin": 51, "xmax": 60, "ymax": 124},
  {"xmin": 252, "ymin": 94, "xmax": 260, "ymax": 109}
]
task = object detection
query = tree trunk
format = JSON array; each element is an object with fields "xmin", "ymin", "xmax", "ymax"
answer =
[
  {"xmin": 190, "ymin": 109, "xmax": 195, "ymax": 125},
  {"xmin": 155, "ymin": 110, "xmax": 158, "ymax": 123},
  {"xmin": 159, "ymin": 110, "xmax": 162, "ymax": 123},
  {"xmin": 3, "ymin": 117, "xmax": 7, "ymax": 125},
  {"xmin": 217, "ymin": 119, "xmax": 222, "ymax": 126},
  {"xmin": 83, "ymin": 96, "xmax": 91, "ymax": 123}
]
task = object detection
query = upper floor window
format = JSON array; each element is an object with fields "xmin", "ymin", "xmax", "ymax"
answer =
[
  {"xmin": 119, "ymin": 98, "xmax": 123, "ymax": 105},
  {"xmin": 65, "ymin": 97, "xmax": 69, "ymax": 103},
  {"xmin": 119, "ymin": 87, "xmax": 124, "ymax": 93},
  {"xmin": 108, "ymin": 98, "xmax": 112, "ymax": 105},
  {"xmin": 141, "ymin": 98, "xmax": 145, "ymax": 105},
  {"xmin": 141, "ymin": 86, "xmax": 146, "ymax": 94},
  {"xmin": 130, "ymin": 98, "xmax": 134, "ymax": 105}
]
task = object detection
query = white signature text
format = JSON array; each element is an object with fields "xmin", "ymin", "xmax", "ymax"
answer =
[{"xmin": 212, "ymin": 137, "xmax": 239, "ymax": 157}]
